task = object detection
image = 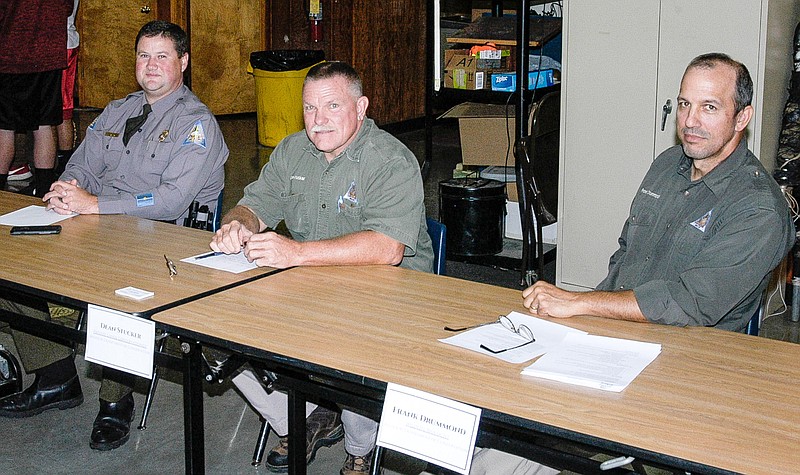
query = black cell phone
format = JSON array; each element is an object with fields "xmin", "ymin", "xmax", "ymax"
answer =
[{"xmin": 10, "ymin": 225, "xmax": 62, "ymax": 235}]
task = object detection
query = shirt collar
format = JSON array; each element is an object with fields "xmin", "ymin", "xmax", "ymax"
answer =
[
  {"xmin": 677, "ymin": 140, "xmax": 749, "ymax": 195},
  {"xmin": 125, "ymin": 85, "xmax": 188, "ymax": 116}
]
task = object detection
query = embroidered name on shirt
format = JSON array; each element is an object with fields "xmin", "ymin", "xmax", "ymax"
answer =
[
  {"xmin": 290, "ymin": 176, "xmax": 306, "ymax": 181},
  {"xmin": 640, "ymin": 188, "xmax": 661, "ymax": 199},
  {"xmin": 690, "ymin": 209, "xmax": 713, "ymax": 232}
]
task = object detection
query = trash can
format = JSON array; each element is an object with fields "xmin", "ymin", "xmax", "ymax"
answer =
[
  {"xmin": 438, "ymin": 178, "xmax": 506, "ymax": 256},
  {"xmin": 248, "ymin": 50, "xmax": 325, "ymax": 147}
]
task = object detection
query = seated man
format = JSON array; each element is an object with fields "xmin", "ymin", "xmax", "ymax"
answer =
[
  {"xmin": 0, "ymin": 20, "xmax": 228, "ymax": 452},
  {"xmin": 211, "ymin": 61, "xmax": 433, "ymax": 475},
  {"xmin": 523, "ymin": 52, "xmax": 794, "ymax": 330},
  {"xmin": 475, "ymin": 52, "xmax": 794, "ymax": 475}
]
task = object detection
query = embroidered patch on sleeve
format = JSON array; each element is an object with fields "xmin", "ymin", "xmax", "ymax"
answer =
[
  {"xmin": 690, "ymin": 209, "xmax": 713, "ymax": 232},
  {"xmin": 88, "ymin": 117, "xmax": 98, "ymax": 130},
  {"xmin": 135, "ymin": 192, "xmax": 155, "ymax": 207},
  {"xmin": 182, "ymin": 120, "xmax": 207, "ymax": 148}
]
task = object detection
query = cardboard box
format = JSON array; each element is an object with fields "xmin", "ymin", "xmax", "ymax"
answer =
[
  {"xmin": 491, "ymin": 69, "xmax": 556, "ymax": 92},
  {"xmin": 439, "ymin": 102, "xmax": 533, "ymax": 167},
  {"xmin": 443, "ymin": 50, "xmax": 487, "ymax": 90},
  {"xmin": 443, "ymin": 49, "xmax": 510, "ymax": 90}
]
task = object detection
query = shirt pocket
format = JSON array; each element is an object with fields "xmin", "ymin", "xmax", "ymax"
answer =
[
  {"xmin": 100, "ymin": 133, "xmax": 125, "ymax": 169},
  {"xmin": 141, "ymin": 138, "xmax": 173, "ymax": 182},
  {"xmin": 671, "ymin": 220, "xmax": 708, "ymax": 259},
  {"xmin": 626, "ymin": 204, "xmax": 658, "ymax": 246},
  {"xmin": 280, "ymin": 192, "xmax": 311, "ymax": 239},
  {"xmin": 333, "ymin": 205, "xmax": 364, "ymax": 236}
]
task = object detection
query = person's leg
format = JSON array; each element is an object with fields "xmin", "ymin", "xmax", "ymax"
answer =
[
  {"xmin": 30, "ymin": 69, "xmax": 61, "ymax": 197},
  {"xmin": 469, "ymin": 448, "xmax": 561, "ymax": 475},
  {"xmin": 232, "ymin": 369, "xmax": 343, "ymax": 471},
  {"xmin": 339, "ymin": 410, "xmax": 379, "ymax": 475},
  {"xmin": 32, "ymin": 125, "xmax": 57, "ymax": 197},
  {"xmin": 56, "ymin": 47, "xmax": 78, "ymax": 176},
  {"xmin": 0, "ymin": 129, "xmax": 14, "ymax": 189},
  {"xmin": 232, "ymin": 368, "xmax": 317, "ymax": 435},
  {"xmin": 0, "ymin": 296, "xmax": 82, "ymax": 417},
  {"xmin": 90, "ymin": 368, "xmax": 136, "ymax": 451}
]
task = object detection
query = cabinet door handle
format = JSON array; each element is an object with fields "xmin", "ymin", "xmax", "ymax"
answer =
[{"xmin": 660, "ymin": 99, "xmax": 672, "ymax": 131}]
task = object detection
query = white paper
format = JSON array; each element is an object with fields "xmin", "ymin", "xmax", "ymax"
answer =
[
  {"xmin": 84, "ymin": 304, "xmax": 155, "ymax": 379},
  {"xmin": 377, "ymin": 383, "xmax": 481, "ymax": 475},
  {"xmin": 180, "ymin": 251, "xmax": 259, "ymax": 274},
  {"xmin": 439, "ymin": 311, "xmax": 587, "ymax": 364},
  {"xmin": 0, "ymin": 205, "xmax": 75, "ymax": 226},
  {"xmin": 521, "ymin": 333, "xmax": 662, "ymax": 392},
  {"xmin": 115, "ymin": 286, "xmax": 155, "ymax": 301}
]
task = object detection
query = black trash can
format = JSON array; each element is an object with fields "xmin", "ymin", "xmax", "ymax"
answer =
[
  {"xmin": 247, "ymin": 50, "xmax": 325, "ymax": 147},
  {"xmin": 439, "ymin": 178, "xmax": 506, "ymax": 256}
]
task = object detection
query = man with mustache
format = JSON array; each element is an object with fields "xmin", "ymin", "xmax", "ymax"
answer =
[
  {"xmin": 211, "ymin": 61, "xmax": 433, "ymax": 475},
  {"xmin": 522, "ymin": 52, "xmax": 794, "ymax": 332}
]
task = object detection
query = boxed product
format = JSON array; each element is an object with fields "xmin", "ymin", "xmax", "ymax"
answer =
[
  {"xmin": 443, "ymin": 49, "xmax": 511, "ymax": 90},
  {"xmin": 490, "ymin": 69, "xmax": 556, "ymax": 92}
]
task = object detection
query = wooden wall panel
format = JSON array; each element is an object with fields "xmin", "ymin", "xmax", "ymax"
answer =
[
  {"xmin": 352, "ymin": 0, "xmax": 426, "ymax": 124},
  {"xmin": 189, "ymin": 0, "xmax": 262, "ymax": 115},
  {"xmin": 264, "ymin": 0, "xmax": 425, "ymax": 125}
]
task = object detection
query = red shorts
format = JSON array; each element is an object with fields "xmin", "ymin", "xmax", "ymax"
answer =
[{"xmin": 62, "ymin": 47, "xmax": 79, "ymax": 121}]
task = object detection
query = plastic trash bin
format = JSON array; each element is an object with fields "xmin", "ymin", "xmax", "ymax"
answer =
[
  {"xmin": 248, "ymin": 50, "xmax": 325, "ymax": 147},
  {"xmin": 438, "ymin": 177, "xmax": 506, "ymax": 256}
]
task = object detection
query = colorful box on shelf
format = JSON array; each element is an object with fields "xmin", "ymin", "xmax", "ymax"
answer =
[
  {"xmin": 443, "ymin": 49, "xmax": 511, "ymax": 90},
  {"xmin": 490, "ymin": 69, "xmax": 556, "ymax": 92}
]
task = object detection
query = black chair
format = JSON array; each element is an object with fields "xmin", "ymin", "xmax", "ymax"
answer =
[
  {"xmin": 426, "ymin": 217, "xmax": 446, "ymax": 276},
  {"xmin": 514, "ymin": 91, "xmax": 560, "ymax": 286}
]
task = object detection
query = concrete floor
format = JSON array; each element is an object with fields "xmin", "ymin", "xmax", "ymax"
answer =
[{"xmin": 1, "ymin": 110, "xmax": 798, "ymax": 474}]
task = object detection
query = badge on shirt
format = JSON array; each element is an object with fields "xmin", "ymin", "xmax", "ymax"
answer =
[
  {"xmin": 158, "ymin": 130, "xmax": 170, "ymax": 142},
  {"xmin": 135, "ymin": 192, "xmax": 155, "ymax": 207},
  {"xmin": 182, "ymin": 120, "xmax": 207, "ymax": 148},
  {"xmin": 338, "ymin": 181, "xmax": 358, "ymax": 212},
  {"xmin": 690, "ymin": 209, "xmax": 713, "ymax": 232}
]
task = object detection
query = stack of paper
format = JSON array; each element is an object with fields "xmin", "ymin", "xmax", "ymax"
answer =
[
  {"xmin": 439, "ymin": 311, "xmax": 586, "ymax": 364},
  {"xmin": 521, "ymin": 333, "xmax": 661, "ymax": 392}
]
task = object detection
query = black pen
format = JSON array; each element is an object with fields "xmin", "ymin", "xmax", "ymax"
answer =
[{"xmin": 194, "ymin": 251, "xmax": 224, "ymax": 260}]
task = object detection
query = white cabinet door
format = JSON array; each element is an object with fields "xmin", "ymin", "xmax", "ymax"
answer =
[
  {"xmin": 557, "ymin": 0, "xmax": 782, "ymax": 291},
  {"xmin": 654, "ymin": 0, "xmax": 763, "ymax": 157},
  {"xmin": 557, "ymin": 1, "xmax": 660, "ymax": 290}
]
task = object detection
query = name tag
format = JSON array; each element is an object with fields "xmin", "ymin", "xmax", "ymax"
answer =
[
  {"xmin": 104, "ymin": 132, "xmax": 120, "ymax": 137},
  {"xmin": 136, "ymin": 193, "xmax": 154, "ymax": 207}
]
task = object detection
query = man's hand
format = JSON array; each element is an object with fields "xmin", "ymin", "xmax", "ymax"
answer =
[
  {"xmin": 522, "ymin": 281, "xmax": 647, "ymax": 322},
  {"xmin": 210, "ymin": 220, "xmax": 255, "ymax": 254},
  {"xmin": 242, "ymin": 231, "xmax": 301, "ymax": 269},
  {"xmin": 42, "ymin": 179, "xmax": 99, "ymax": 215},
  {"xmin": 522, "ymin": 281, "xmax": 584, "ymax": 318}
]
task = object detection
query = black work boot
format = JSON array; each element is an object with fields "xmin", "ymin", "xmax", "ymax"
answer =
[
  {"xmin": 0, "ymin": 357, "xmax": 83, "ymax": 417},
  {"xmin": 90, "ymin": 392, "xmax": 135, "ymax": 451}
]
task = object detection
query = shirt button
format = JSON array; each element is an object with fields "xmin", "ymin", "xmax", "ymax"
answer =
[
  {"xmin": 321, "ymin": 203, "xmax": 326, "ymax": 209},
  {"xmin": 684, "ymin": 190, "xmax": 689, "ymax": 196},
  {"xmin": 126, "ymin": 150, "xmax": 130, "ymax": 155},
  {"xmin": 120, "ymin": 175, "xmax": 125, "ymax": 179}
]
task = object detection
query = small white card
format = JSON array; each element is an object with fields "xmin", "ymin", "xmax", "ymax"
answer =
[
  {"xmin": 115, "ymin": 286, "xmax": 154, "ymax": 301},
  {"xmin": 377, "ymin": 383, "xmax": 481, "ymax": 474},
  {"xmin": 84, "ymin": 304, "xmax": 155, "ymax": 379}
]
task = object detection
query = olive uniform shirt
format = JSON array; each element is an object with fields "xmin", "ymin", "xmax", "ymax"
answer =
[
  {"xmin": 597, "ymin": 141, "xmax": 795, "ymax": 332},
  {"xmin": 62, "ymin": 85, "xmax": 228, "ymax": 222},
  {"xmin": 239, "ymin": 118, "xmax": 434, "ymax": 273}
]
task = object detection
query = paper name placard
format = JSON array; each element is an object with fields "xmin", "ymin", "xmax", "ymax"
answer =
[
  {"xmin": 84, "ymin": 304, "xmax": 155, "ymax": 379},
  {"xmin": 377, "ymin": 383, "xmax": 481, "ymax": 474}
]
